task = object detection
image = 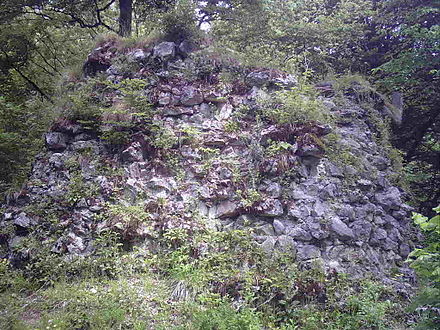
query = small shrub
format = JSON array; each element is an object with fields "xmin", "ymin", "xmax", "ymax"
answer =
[
  {"xmin": 149, "ymin": 123, "xmax": 178, "ymax": 150},
  {"xmin": 266, "ymin": 139, "xmax": 294, "ymax": 157},
  {"xmin": 259, "ymin": 84, "xmax": 330, "ymax": 125},
  {"xmin": 190, "ymin": 301, "xmax": 262, "ymax": 330},
  {"xmin": 58, "ymin": 78, "xmax": 105, "ymax": 125},
  {"xmin": 179, "ymin": 125, "xmax": 202, "ymax": 146},
  {"xmin": 106, "ymin": 78, "xmax": 153, "ymax": 115},
  {"xmin": 65, "ymin": 172, "xmax": 99, "ymax": 207},
  {"xmin": 159, "ymin": 0, "xmax": 200, "ymax": 43},
  {"xmin": 236, "ymin": 188, "xmax": 262, "ymax": 208},
  {"xmin": 107, "ymin": 203, "xmax": 152, "ymax": 241},
  {"xmin": 224, "ymin": 120, "xmax": 240, "ymax": 133},
  {"xmin": 408, "ymin": 206, "xmax": 440, "ymax": 329},
  {"xmin": 324, "ymin": 132, "xmax": 361, "ymax": 170},
  {"xmin": 101, "ymin": 129, "xmax": 131, "ymax": 147},
  {"xmin": 0, "ymin": 97, "xmax": 50, "ymax": 198}
]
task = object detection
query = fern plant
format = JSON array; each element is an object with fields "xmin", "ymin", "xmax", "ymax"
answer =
[{"xmin": 408, "ymin": 205, "xmax": 440, "ymax": 329}]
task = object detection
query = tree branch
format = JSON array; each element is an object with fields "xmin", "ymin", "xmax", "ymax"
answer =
[
  {"xmin": 44, "ymin": 7, "xmax": 117, "ymax": 32},
  {"xmin": 13, "ymin": 66, "xmax": 52, "ymax": 103},
  {"xmin": 29, "ymin": 58, "xmax": 58, "ymax": 76},
  {"xmin": 34, "ymin": 47, "xmax": 58, "ymax": 73}
]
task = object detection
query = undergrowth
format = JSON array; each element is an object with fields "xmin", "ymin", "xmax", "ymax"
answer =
[{"xmin": 0, "ymin": 217, "xmax": 410, "ymax": 329}]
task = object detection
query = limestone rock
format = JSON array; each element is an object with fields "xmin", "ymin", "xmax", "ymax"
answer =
[
  {"xmin": 8, "ymin": 236, "xmax": 25, "ymax": 249},
  {"xmin": 215, "ymin": 201, "xmax": 240, "ymax": 219},
  {"xmin": 399, "ymin": 243, "xmax": 411, "ymax": 258},
  {"xmin": 163, "ymin": 107, "xmax": 194, "ymax": 116},
  {"xmin": 260, "ymin": 181, "xmax": 281, "ymax": 198},
  {"xmin": 287, "ymin": 227, "xmax": 312, "ymax": 241},
  {"xmin": 351, "ymin": 220, "xmax": 373, "ymax": 242},
  {"xmin": 375, "ymin": 187, "xmax": 402, "ymax": 212},
  {"xmin": 308, "ymin": 222, "xmax": 329, "ymax": 240},
  {"xmin": 254, "ymin": 224, "xmax": 275, "ymax": 236},
  {"xmin": 326, "ymin": 162, "xmax": 344, "ymax": 177},
  {"xmin": 217, "ymin": 103, "xmax": 233, "ymax": 120},
  {"xmin": 246, "ymin": 71, "xmax": 271, "ymax": 87},
  {"xmin": 13, "ymin": 212, "xmax": 34, "ymax": 228},
  {"xmin": 158, "ymin": 92, "xmax": 173, "ymax": 105},
  {"xmin": 276, "ymin": 235, "xmax": 296, "ymax": 253},
  {"xmin": 74, "ymin": 133, "xmax": 93, "ymax": 142},
  {"xmin": 260, "ymin": 236, "xmax": 276, "ymax": 253},
  {"xmin": 127, "ymin": 49, "xmax": 148, "ymax": 62},
  {"xmin": 330, "ymin": 218, "xmax": 354, "ymax": 241},
  {"xmin": 45, "ymin": 132, "xmax": 68, "ymax": 151},
  {"xmin": 246, "ymin": 70, "xmax": 297, "ymax": 89},
  {"xmin": 370, "ymin": 228, "xmax": 388, "ymax": 246},
  {"xmin": 153, "ymin": 42, "xmax": 176, "ymax": 60},
  {"xmin": 65, "ymin": 232, "xmax": 86, "ymax": 255},
  {"xmin": 255, "ymin": 199, "xmax": 284, "ymax": 217},
  {"xmin": 273, "ymin": 74, "xmax": 297, "ymax": 88},
  {"xmin": 121, "ymin": 145, "xmax": 144, "ymax": 163},
  {"xmin": 49, "ymin": 153, "xmax": 65, "ymax": 169},
  {"xmin": 288, "ymin": 204, "xmax": 311, "ymax": 219},
  {"xmin": 297, "ymin": 245, "xmax": 321, "ymax": 261},
  {"xmin": 178, "ymin": 40, "xmax": 194, "ymax": 56},
  {"xmin": 179, "ymin": 86, "xmax": 203, "ymax": 106},
  {"xmin": 0, "ymin": 40, "xmax": 419, "ymax": 285},
  {"xmin": 273, "ymin": 220, "xmax": 285, "ymax": 235}
]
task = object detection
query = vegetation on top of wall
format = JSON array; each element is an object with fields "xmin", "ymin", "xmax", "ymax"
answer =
[{"xmin": 258, "ymin": 83, "xmax": 332, "ymax": 126}]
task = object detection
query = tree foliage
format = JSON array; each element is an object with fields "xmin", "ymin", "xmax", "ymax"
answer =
[
  {"xmin": 372, "ymin": 0, "xmax": 440, "ymax": 214},
  {"xmin": 0, "ymin": 97, "xmax": 51, "ymax": 195}
]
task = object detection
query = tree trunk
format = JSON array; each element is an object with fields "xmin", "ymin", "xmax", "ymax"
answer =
[{"xmin": 119, "ymin": 0, "xmax": 132, "ymax": 37}]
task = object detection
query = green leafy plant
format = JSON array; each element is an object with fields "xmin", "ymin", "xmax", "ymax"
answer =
[
  {"xmin": 236, "ymin": 188, "xmax": 262, "ymax": 208},
  {"xmin": 259, "ymin": 83, "xmax": 330, "ymax": 125},
  {"xmin": 149, "ymin": 123, "xmax": 178, "ymax": 150},
  {"xmin": 106, "ymin": 78, "xmax": 153, "ymax": 116},
  {"xmin": 409, "ymin": 206, "xmax": 440, "ymax": 281},
  {"xmin": 224, "ymin": 120, "xmax": 240, "ymax": 133},
  {"xmin": 266, "ymin": 139, "xmax": 294, "ymax": 157},
  {"xmin": 189, "ymin": 300, "xmax": 262, "ymax": 330},
  {"xmin": 100, "ymin": 129, "xmax": 131, "ymax": 147},
  {"xmin": 179, "ymin": 125, "xmax": 201, "ymax": 146},
  {"xmin": 0, "ymin": 97, "xmax": 50, "ymax": 197},
  {"xmin": 59, "ymin": 78, "xmax": 105, "ymax": 125},
  {"xmin": 408, "ymin": 205, "xmax": 440, "ymax": 329},
  {"xmin": 107, "ymin": 203, "xmax": 152, "ymax": 241},
  {"xmin": 65, "ymin": 172, "xmax": 99, "ymax": 207}
]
